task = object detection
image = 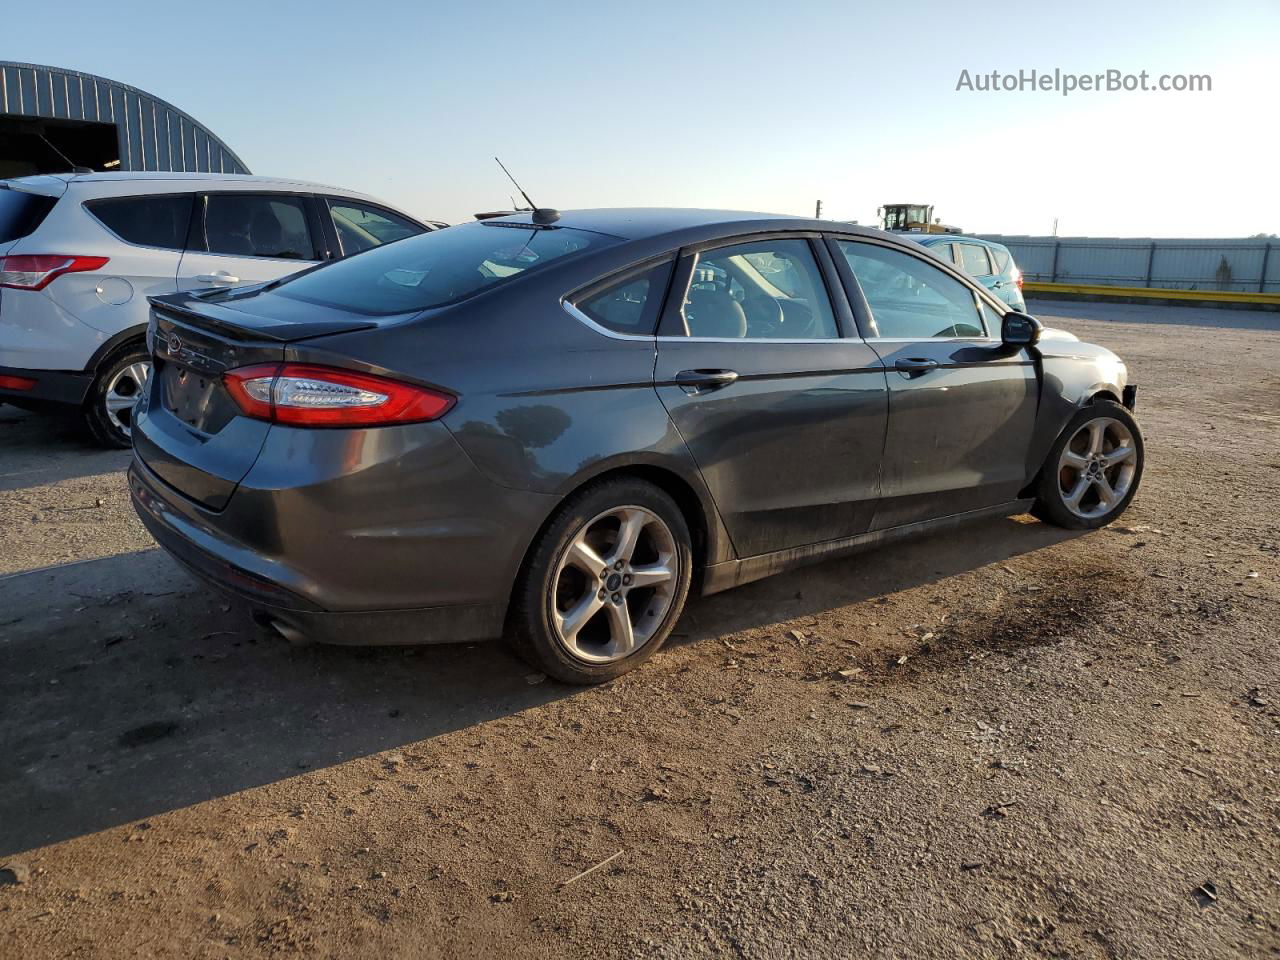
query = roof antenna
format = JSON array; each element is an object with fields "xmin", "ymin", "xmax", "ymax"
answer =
[
  {"xmin": 39, "ymin": 134, "xmax": 92, "ymax": 175},
  {"xmin": 494, "ymin": 157, "xmax": 559, "ymax": 225}
]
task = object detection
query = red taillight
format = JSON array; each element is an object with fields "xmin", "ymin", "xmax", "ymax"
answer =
[
  {"xmin": 1014, "ymin": 267, "xmax": 1024, "ymax": 290},
  {"xmin": 0, "ymin": 255, "xmax": 110, "ymax": 291},
  {"xmin": 0, "ymin": 374, "xmax": 38, "ymax": 391},
  {"xmin": 223, "ymin": 363, "xmax": 455, "ymax": 427}
]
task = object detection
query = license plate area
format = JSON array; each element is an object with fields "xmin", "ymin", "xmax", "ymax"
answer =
[{"xmin": 158, "ymin": 357, "xmax": 235, "ymax": 433}]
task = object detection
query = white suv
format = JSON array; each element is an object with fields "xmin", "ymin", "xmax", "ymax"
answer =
[{"xmin": 0, "ymin": 173, "xmax": 432, "ymax": 446}]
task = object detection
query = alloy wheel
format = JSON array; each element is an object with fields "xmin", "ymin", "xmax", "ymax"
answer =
[
  {"xmin": 103, "ymin": 361, "xmax": 151, "ymax": 438},
  {"xmin": 1057, "ymin": 416, "xmax": 1138, "ymax": 520},
  {"xmin": 550, "ymin": 505, "xmax": 679, "ymax": 664}
]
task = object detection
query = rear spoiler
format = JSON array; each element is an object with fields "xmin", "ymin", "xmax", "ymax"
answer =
[
  {"xmin": 1, "ymin": 175, "xmax": 70, "ymax": 199},
  {"xmin": 148, "ymin": 292, "xmax": 379, "ymax": 343}
]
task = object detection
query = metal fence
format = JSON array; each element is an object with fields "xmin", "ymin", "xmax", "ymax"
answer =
[{"xmin": 976, "ymin": 235, "xmax": 1278, "ymax": 294}]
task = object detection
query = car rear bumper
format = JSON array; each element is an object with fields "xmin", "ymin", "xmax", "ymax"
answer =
[
  {"xmin": 130, "ymin": 457, "xmax": 508, "ymax": 645},
  {"xmin": 0, "ymin": 364, "xmax": 92, "ymax": 409},
  {"xmin": 128, "ymin": 421, "xmax": 556, "ymax": 644}
]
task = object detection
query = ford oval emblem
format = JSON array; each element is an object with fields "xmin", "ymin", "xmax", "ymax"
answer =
[{"xmin": 167, "ymin": 333, "xmax": 182, "ymax": 355}]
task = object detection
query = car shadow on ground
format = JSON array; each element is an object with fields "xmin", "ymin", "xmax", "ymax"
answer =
[
  {"xmin": 0, "ymin": 513, "xmax": 1081, "ymax": 857},
  {"xmin": 675, "ymin": 513, "xmax": 1078, "ymax": 646},
  {"xmin": 0, "ymin": 407, "xmax": 130, "ymax": 492}
]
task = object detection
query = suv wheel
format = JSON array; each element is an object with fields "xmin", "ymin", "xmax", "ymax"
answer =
[
  {"xmin": 1033, "ymin": 399, "xmax": 1144, "ymax": 530},
  {"xmin": 84, "ymin": 344, "xmax": 151, "ymax": 448},
  {"xmin": 508, "ymin": 478, "xmax": 693, "ymax": 684}
]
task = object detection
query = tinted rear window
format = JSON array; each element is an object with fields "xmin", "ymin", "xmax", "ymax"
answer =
[
  {"xmin": 0, "ymin": 188, "xmax": 58, "ymax": 244},
  {"xmin": 85, "ymin": 194, "xmax": 192, "ymax": 250},
  {"xmin": 274, "ymin": 221, "xmax": 617, "ymax": 315}
]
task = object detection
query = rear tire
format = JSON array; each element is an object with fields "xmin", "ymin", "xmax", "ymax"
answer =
[
  {"xmin": 507, "ymin": 478, "xmax": 693, "ymax": 684},
  {"xmin": 1033, "ymin": 399, "xmax": 1144, "ymax": 530},
  {"xmin": 83, "ymin": 343, "xmax": 151, "ymax": 449}
]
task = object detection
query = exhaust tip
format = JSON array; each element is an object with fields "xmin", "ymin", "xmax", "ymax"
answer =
[{"xmin": 253, "ymin": 611, "xmax": 313, "ymax": 647}]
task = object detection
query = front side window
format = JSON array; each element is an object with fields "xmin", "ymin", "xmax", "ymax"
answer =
[
  {"xmin": 202, "ymin": 193, "xmax": 316, "ymax": 261},
  {"xmin": 838, "ymin": 240, "xmax": 986, "ymax": 339},
  {"xmin": 681, "ymin": 238, "xmax": 838, "ymax": 339},
  {"xmin": 574, "ymin": 260, "xmax": 673, "ymax": 335},
  {"xmin": 328, "ymin": 200, "xmax": 422, "ymax": 256},
  {"xmin": 959, "ymin": 243, "xmax": 993, "ymax": 277},
  {"xmin": 86, "ymin": 195, "xmax": 192, "ymax": 250},
  {"xmin": 275, "ymin": 220, "xmax": 616, "ymax": 315}
]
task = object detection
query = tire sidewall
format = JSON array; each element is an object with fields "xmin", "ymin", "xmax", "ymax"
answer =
[
  {"xmin": 84, "ymin": 343, "xmax": 149, "ymax": 449},
  {"xmin": 1036, "ymin": 400, "xmax": 1144, "ymax": 530},
  {"xmin": 517, "ymin": 479, "xmax": 693, "ymax": 684}
]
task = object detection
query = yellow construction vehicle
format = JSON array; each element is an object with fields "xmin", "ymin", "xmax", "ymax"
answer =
[{"xmin": 879, "ymin": 203, "xmax": 961, "ymax": 234}]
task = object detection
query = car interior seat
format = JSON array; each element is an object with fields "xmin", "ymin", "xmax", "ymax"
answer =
[
  {"xmin": 685, "ymin": 288, "xmax": 748, "ymax": 338},
  {"xmin": 248, "ymin": 209, "xmax": 285, "ymax": 257}
]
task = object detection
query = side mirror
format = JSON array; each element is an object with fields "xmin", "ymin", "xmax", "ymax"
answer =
[{"xmin": 1001, "ymin": 311, "xmax": 1042, "ymax": 347}]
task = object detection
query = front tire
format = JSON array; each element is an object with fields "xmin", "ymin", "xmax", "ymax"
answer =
[
  {"xmin": 83, "ymin": 343, "xmax": 151, "ymax": 449},
  {"xmin": 508, "ymin": 478, "xmax": 693, "ymax": 684},
  {"xmin": 1033, "ymin": 399, "xmax": 1144, "ymax": 530}
]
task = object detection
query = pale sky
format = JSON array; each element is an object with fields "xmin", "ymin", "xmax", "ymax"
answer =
[{"xmin": 7, "ymin": 0, "xmax": 1278, "ymax": 237}]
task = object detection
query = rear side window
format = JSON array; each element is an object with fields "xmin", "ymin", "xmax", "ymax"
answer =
[
  {"xmin": 574, "ymin": 260, "xmax": 673, "ymax": 335},
  {"xmin": 958, "ymin": 243, "xmax": 993, "ymax": 277},
  {"xmin": 927, "ymin": 241, "xmax": 955, "ymax": 264},
  {"xmin": 988, "ymin": 245, "xmax": 1012, "ymax": 273},
  {"xmin": 328, "ymin": 200, "xmax": 422, "ymax": 256},
  {"xmin": 201, "ymin": 193, "xmax": 317, "ymax": 261},
  {"xmin": 275, "ymin": 221, "xmax": 617, "ymax": 315},
  {"xmin": 85, "ymin": 195, "xmax": 192, "ymax": 250},
  {"xmin": 0, "ymin": 188, "xmax": 57, "ymax": 243}
]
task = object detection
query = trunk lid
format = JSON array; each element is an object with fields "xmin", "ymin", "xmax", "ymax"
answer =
[{"xmin": 134, "ymin": 291, "xmax": 382, "ymax": 510}]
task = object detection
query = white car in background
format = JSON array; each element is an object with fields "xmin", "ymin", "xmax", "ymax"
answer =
[{"xmin": 0, "ymin": 172, "xmax": 433, "ymax": 446}]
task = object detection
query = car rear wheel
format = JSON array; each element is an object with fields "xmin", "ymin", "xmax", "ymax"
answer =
[
  {"xmin": 508, "ymin": 478, "xmax": 693, "ymax": 684},
  {"xmin": 1033, "ymin": 399, "xmax": 1144, "ymax": 530},
  {"xmin": 83, "ymin": 343, "xmax": 151, "ymax": 449}
]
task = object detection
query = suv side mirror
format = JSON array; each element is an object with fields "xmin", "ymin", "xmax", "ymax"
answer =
[{"xmin": 1001, "ymin": 311, "xmax": 1042, "ymax": 347}]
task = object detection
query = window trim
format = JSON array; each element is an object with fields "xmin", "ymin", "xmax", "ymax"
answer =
[
  {"xmin": 81, "ymin": 192, "xmax": 196, "ymax": 253},
  {"xmin": 825, "ymin": 234, "xmax": 1009, "ymax": 341},
  {"xmin": 563, "ymin": 255, "xmax": 676, "ymax": 339},
  {"xmin": 305, "ymin": 195, "xmax": 335, "ymax": 261},
  {"xmin": 986, "ymin": 242, "xmax": 1013, "ymax": 277},
  {"xmin": 190, "ymin": 190, "xmax": 322, "ymax": 263},
  {"xmin": 657, "ymin": 233, "xmax": 850, "ymax": 342}
]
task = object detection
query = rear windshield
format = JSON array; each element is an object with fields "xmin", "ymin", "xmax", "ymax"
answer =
[
  {"xmin": 0, "ymin": 187, "xmax": 58, "ymax": 244},
  {"xmin": 274, "ymin": 220, "xmax": 618, "ymax": 315}
]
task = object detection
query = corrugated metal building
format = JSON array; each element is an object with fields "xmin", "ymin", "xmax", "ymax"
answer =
[{"xmin": 0, "ymin": 61, "xmax": 249, "ymax": 178}]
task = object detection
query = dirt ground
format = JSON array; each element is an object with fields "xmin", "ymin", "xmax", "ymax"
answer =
[{"xmin": 1, "ymin": 298, "xmax": 1277, "ymax": 959}]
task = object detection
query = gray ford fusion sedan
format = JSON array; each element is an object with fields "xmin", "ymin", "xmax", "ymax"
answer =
[{"xmin": 129, "ymin": 208, "xmax": 1143, "ymax": 683}]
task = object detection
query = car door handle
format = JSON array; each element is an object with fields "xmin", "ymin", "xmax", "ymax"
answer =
[
  {"xmin": 990, "ymin": 280, "xmax": 1005, "ymax": 289},
  {"xmin": 674, "ymin": 369, "xmax": 739, "ymax": 393},
  {"xmin": 194, "ymin": 272, "xmax": 240, "ymax": 286},
  {"xmin": 894, "ymin": 358, "xmax": 939, "ymax": 374}
]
